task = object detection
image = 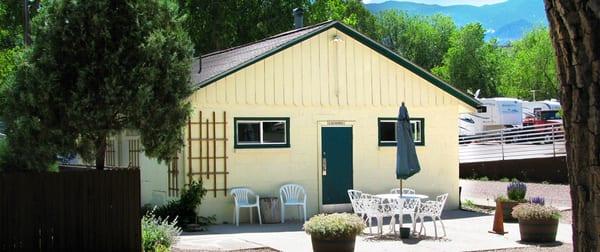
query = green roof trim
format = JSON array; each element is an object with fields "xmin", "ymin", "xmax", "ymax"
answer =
[{"xmin": 195, "ymin": 21, "xmax": 480, "ymax": 108}]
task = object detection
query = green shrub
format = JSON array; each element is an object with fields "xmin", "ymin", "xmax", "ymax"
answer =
[
  {"xmin": 507, "ymin": 181, "xmax": 527, "ymax": 201},
  {"xmin": 0, "ymin": 138, "xmax": 7, "ymax": 171},
  {"xmin": 511, "ymin": 203, "xmax": 560, "ymax": 221},
  {"xmin": 304, "ymin": 213, "xmax": 365, "ymax": 240},
  {"xmin": 478, "ymin": 176, "xmax": 489, "ymax": 181},
  {"xmin": 499, "ymin": 177, "xmax": 510, "ymax": 182},
  {"xmin": 142, "ymin": 208, "xmax": 181, "ymax": 252},
  {"xmin": 154, "ymin": 180, "xmax": 212, "ymax": 227}
]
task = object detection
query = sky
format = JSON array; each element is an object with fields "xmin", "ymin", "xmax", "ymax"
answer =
[{"xmin": 361, "ymin": 0, "xmax": 508, "ymax": 6}]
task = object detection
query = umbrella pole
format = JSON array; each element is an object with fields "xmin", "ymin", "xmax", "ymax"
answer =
[{"xmin": 400, "ymin": 180, "xmax": 403, "ymax": 197}]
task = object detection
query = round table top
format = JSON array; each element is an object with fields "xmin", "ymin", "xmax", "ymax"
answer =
[{"xmin": 375, "ymin": 193, "xmax": 429, "ymax": 200}]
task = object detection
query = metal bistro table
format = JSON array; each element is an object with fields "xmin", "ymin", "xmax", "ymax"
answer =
[{"xmin": 374, "ymin": 193, "xmax": 429, "ymax": 235}]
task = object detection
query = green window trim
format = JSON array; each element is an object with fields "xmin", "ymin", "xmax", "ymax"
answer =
[
  {"xmin": 378, "ymin": 117, "xmax": 425, "ymax": 147},
  {"xmin": 234, "ymin": 117, "xmax": 290, "ymax": 149}
]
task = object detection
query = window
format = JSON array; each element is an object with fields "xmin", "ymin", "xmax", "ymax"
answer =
[
  {"xmin": 234, "ymin": 118, "xmax": 290, "ymax": 148},
  {"xmin": 378, "ymin": 118, "xmax": 425, "ymax": 146}
]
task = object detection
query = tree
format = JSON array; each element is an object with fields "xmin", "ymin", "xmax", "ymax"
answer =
[
  {"xmin": 377, "ymin": 11, "xmax": 455, "ymax": 71},
  {"xmin": 432, "ymin": 23, "xmax": 501, "ymax": 97},
  {"xmin": 180, "ymin": 0, "xmax": 309, "ymax": 55},
  {"xmin": 498, "ymin": 27, "xmax": 558, "ymax": 100},
  {"xmin": 307, "ymin": 0, "xmax": 379, "ymax": 39},
  {"xmin": 544, "ymin": 0, "xmax": 600, "ymax": 251},
  {"xmin": 0, "ymin": 0, "xmax": 193, "ymax": 170}
]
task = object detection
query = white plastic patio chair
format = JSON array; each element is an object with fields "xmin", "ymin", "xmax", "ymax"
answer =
[
  {"xmin": 415, "ymin": 193, "xmax": 448, "ymax": 239},
  {"xmin": 230, "ymin": 188, "xmax": 262, "ymax": 226},
  {"xmin": 347, "ymin": 190, "xmax": 365, "ymax": 218},
  {"xmin": 390, "ymin": 187, "xmax": 416, "ymax": 195},
  {"xmin": 279, "ymin": 184, "xmax": 307, "ymax": 223}
]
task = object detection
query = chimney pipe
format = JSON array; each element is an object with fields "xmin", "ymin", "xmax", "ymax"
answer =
[
  {"xmin": 198, "ymin": 56, "xmax": 202, "ymax": 73},
  {"xmin": 293, "ymin": 8, "xmax": 304, "ymax": 29}
]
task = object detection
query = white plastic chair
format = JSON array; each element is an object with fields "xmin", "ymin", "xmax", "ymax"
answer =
[
  {"xmin": 415, "ymin": 193, "xmax": 448, "ymax": 238},
  {"xmin": 347, "ymin": 190, "xmax": 365, "ymax": 218},
  {"xmin": 230, "ymin": 188, "xmax": 262, "ymax": 226},
  {"xmin": 360, "ymin": 194, "xmax": 382, "ymax": 234},
  {"xmin": 390, "ymin": 187, "xmax": 416, "ymax": 195},
  {"xmin": 279, "ymin": 184, "xmax": 307, "ymax": 223}
]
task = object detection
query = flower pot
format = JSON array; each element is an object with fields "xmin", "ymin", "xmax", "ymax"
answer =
[
  {"xmin": 400, "ymin": 227, "xmax": 411, "ymax": 239},
  {"xmin": 310, "ymin": 236, "xmax": 356, "ymax": 252},
  {"xmin": 501, "ymin": 201, "xmax": 520, "ymax": 223},
  {"xmin": 518, "ymin": 218, "xmax": 559, "ymax": 243}
]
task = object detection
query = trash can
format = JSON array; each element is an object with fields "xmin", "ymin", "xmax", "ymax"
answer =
[{"xmin": 260, "ymin": 197, "xmax": 281, "ymax": 224}]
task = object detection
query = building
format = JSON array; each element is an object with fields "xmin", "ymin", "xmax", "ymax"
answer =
[{"xmin": 104, "ymin": 20, "xmax": 478, "ymax": 223}]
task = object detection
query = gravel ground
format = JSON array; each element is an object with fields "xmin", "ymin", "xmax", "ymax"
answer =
[
  {"xmin": 460, "ymin": 179, "xmax": 573, "ymax": 225},
  {"xmin": 460, "ymin": 180, "xmax": 571, "ymax": 209}
]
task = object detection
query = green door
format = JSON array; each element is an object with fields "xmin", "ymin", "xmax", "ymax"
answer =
[{"xmin": 321, "ymin": 127, "xmax": 353, "ymax": 204}]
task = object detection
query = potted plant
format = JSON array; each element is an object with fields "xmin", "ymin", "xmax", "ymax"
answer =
[
  {"xmin": 498, "ymin": 181, "xmax": 528, "ymax": 222},
  {"xmin": 303, "ymin": 213, "xmax": 366, "ymax": 252},
  {"xmin": 512, "ymin": 199, "xmax": 561, "ymax": 243}
]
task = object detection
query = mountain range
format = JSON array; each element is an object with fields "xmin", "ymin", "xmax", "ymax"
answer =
[{"xmin": 365, "ymin": 0, "xmax": 548, "ymax": 43}]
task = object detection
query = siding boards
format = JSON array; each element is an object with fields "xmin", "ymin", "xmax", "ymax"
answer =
[{"xmin": 194, "ymin": 27, "xmax": 460, "ymax": 108}]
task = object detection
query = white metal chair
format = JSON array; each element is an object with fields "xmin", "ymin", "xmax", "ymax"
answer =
[
  {"xmin": 347, "ymin": 190, "xmax": 365, "ymax": 218},
  {"xmin": 279, "ymin": 184, "xmax": 307, "ymax": 223},
  {"xmin": 360, "ymin": 194, "xmax": 382, "ymax": 235},
  {"xmin": 230, "ymin": 188, "xmax": 262, "ymax": 226},
  {"xmin": 415, "ymin": 193, "xmax": 448, "ymax": 239},
  {"xmin": 390, "ymin": 188, "xmax": 416, "ymax": 195}
]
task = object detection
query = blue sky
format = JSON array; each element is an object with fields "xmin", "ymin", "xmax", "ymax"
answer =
[{"xmin": 362, "ymin": 0, "xmax": 507, "ymax": 6}]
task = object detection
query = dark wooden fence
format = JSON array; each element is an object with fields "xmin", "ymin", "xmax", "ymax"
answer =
[
  {"xmin": 460, "ymin": 156, "xmax": 568, "ymax": 184},
  {"xmin": 0, "ymin": 168, "xmax": 141, "ymax": 251}
]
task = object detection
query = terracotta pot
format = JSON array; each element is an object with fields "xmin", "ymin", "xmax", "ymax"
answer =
[
  {"xmin": 501, "ymin": 201, "xmax": 520, "ymax": 223},
  {"xmin": 518, "ymin": 218, "xmax": 559, "ymax": 243},
  {"xmin": 311, "ymin": 236, "xmax": 356, "ymax": 252}
]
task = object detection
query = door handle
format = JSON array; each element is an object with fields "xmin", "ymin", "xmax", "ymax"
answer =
[{"xmin": 322, "ymin": 152, "xmax": 327, "ymax": 176}]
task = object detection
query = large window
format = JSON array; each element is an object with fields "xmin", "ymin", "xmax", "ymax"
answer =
[
  {"xmin": 378, "ymin": 118, "xmax": 425, "ymax": 146},
  {"xmin": 234, "ymin": 117, "xmax": 290, "ymax": 148}
]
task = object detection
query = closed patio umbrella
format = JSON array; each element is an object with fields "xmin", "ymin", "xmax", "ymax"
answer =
[{"xmin": 396, "ymin": 102, "xmax": 421, "ymax": 188}]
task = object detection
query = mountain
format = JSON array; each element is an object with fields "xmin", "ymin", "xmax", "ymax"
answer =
[{"xmin": 365, "ymin": 0, "xmax": 548, "ymax": 43}]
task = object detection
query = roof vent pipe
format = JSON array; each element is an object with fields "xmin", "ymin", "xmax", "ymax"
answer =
[
  {"xmin": 198, "ymin": 56, "xmax": 202, "ymax": 73},
  {"xmin": 293, "ymin": 8, "xmax": 304, "ymax": 29}
]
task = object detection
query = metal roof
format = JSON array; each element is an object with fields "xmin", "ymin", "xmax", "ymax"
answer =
[{"xmin": 191, "ymin": 21, "xmax": 334, "ymax": 89}]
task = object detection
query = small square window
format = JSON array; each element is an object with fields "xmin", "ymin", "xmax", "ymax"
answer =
[
  {"xmin": 378, "ymin": 118, "xmax": 425, "ymax": 146},
  {"xmin": 235, "ymin": 118, "xmax": 290, "ymax": 148}
]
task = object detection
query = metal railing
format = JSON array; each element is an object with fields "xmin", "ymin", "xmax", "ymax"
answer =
[{"xmin": 459, "ymin": 123, "xmax": 566, "ymax": 163}]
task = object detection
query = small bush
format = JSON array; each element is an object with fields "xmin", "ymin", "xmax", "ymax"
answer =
[
  {"xmin": 304, "ymin": 213, "xmax": 365, "ymax": 240},
  {"xmin": 499, "ymin": 177, "xmax": 510, "ymax": 182},
  {"xmin": 154, "ymin": 180, "xmax": 213, "ymax": 227},
  {"xmin": 507, "ymin": 181, "xmax": 527, "ymax": 201},
  {"xmin": 512, "ymin": 203, "xmax": 560, "ymax": 221},
  {"xmin": 478, "ymin": 176, "xmax": 489, "ymax": 181},
  {"xmin": 142, "ymin": 208, "xmax": 181, "ymax": 252},
  {"xmin": 462, "ymin": 199, "xmax": 476, "ymax": 208}
]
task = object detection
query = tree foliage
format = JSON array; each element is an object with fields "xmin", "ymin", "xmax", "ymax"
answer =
[
  {"xmin": 377, "ymin": 11, "xmax": 455, "ymax": 71},
  {"xmin": 306, "ymin": 0, "xmax": 378, "ymax": 39},
  {"xmin": 179, "ymin": 0, "xmax": 309, "ymax": 56},
  {"xmin": 498, "ymin": 27, "xmax": 558, "ymax": 100},
  {"xmin": 0, "ymin": 0, "xmax": 193, "ymax": 170},
  {"xmin": 432, "ymin": 23, "xmax": 502, "ymax": 97}
]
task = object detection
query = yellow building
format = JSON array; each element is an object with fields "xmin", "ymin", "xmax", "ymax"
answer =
[{"xmin": 108, "ymin": 21, "xmax": 478, "ymax": 223}]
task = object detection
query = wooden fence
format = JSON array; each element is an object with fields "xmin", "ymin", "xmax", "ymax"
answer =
[{"xmin": 0, "ymin": 168, "xmax": 141, "ymax": 251}]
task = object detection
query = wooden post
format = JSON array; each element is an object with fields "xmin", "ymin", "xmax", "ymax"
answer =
[
  {"xmin": 212, "ymin": 111, "xmax": 217, "ymax": 197},
  {"xmin": 223, "ymin": 111, "xmax": 228, "ymax": 196},
  {"xmin": 187, "ymin": 117, "xmax": 192, "ymax": 184}
]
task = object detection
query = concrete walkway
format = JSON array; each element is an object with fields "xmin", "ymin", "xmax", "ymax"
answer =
[{"xmin": 173, "ymin": 210, "xmax": 572, "ymax": 252}]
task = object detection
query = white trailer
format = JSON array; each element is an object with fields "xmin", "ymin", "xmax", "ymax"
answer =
[{"xmin": 459, "ymin": 97, "xmax": 523, "ymax": 136}]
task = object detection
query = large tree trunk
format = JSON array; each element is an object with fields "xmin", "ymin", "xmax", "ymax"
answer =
[{"xmin": 544, "ymin": 0, "xmax": 600, "ymax": 251}]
